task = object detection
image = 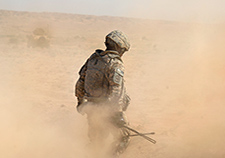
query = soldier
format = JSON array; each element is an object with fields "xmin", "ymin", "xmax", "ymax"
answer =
[{"xmin": 75, "ymin": 30, "xmax": 131, "ymax": 157}]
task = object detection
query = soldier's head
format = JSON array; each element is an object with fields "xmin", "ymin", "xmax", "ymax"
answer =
[{"xmin": 105, "ymin": 30, "xmax": 130, "ymax": 56}]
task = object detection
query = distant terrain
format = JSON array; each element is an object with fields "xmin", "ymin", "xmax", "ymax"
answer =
[{"xmin": 1, "ymin": 10, "xmax": 225, "ymax": 158}]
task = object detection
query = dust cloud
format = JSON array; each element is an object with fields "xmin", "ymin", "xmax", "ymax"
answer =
[{"xmin": 1, "ymin": 10, "xmax": 225, "ymax": 158}]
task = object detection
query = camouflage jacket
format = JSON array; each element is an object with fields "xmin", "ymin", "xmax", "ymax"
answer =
[{"xmin": 75, "ymin": 49, "xmax": 130, "ymax": 111}]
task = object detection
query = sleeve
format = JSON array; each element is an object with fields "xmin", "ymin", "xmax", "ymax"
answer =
[{"xmin": 107, "ymin": 60, "xmax": 129, "ymax": 111}]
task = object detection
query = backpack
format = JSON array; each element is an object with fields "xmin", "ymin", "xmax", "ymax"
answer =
[{"xmin": 84, "ymin": 49, "xmax": 122, "ymax": 98}]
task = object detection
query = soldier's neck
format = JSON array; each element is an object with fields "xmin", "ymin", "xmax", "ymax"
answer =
[{"xmin": 104, "ymin": 49, "xmax": 122, "ymax": 56}]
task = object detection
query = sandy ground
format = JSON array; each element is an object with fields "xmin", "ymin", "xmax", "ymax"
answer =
[{"xmin": 1, "ymin": 10, "xmax": 225, "ymax": 158}]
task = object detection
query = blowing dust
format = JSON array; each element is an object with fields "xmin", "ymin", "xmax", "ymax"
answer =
[{"xmin": 1, "ymin": 10, "xmax": 225, "ymax": 158}]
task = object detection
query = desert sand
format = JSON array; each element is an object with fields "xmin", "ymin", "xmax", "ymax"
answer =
[{"xmin": 1, "ymin": 10, "xmax": 225, "ymax": 158}]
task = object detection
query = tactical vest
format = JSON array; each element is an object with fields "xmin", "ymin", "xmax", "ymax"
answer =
[{"xmin": 84, "ymin": 49, "xmax": 122, "ymax": 99}]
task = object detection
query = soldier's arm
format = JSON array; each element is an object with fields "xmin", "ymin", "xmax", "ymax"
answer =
[{"xmin": 107, "ymin": 61, "xmax": 126, "ymax": 111}]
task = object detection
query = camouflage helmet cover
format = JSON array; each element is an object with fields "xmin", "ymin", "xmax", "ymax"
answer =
[{"xmin": 106, "ymin": 30, "xmax": 130, "ymax": 51}]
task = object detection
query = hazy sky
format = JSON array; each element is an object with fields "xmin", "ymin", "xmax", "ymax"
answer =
[{"xmin": 1, "ymin": 0, "xmax": 225, "ymax": 22}]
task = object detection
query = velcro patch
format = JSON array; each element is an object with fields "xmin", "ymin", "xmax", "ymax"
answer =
[
  {"xmin": 116, "ymin": 68, "xmax": 124, "ymax": 77},
  {"xmin": 113, "ymin": 68, "xmax": 124, "ymax": 85}
]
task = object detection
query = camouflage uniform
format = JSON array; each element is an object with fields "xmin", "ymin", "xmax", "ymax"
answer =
[
  {"xmin": 75, "ymin": 49, "xmax": 129, "ymax": 111},
  {"xmin": 75, "ymin": 30, "xmax": 131, "ymax": 156}
]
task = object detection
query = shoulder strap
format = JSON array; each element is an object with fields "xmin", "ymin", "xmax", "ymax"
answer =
[
  {"xmin": 101, "ymin": 50, "xmax": 123, "ymax": 63},
  {"xmin": 107, "ymin": 53, "xmax": 123, "ymax": 63},
  {"xmin": 88, "ymin": 49, "xmax": 123, "ymax": 66}
]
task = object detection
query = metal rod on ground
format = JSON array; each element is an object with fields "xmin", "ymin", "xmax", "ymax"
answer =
[
  {"xmin": 129, "ymin": 132, "xmax": 155, "ymax": 137},
  {"xmin": 123, "ymin": 125, "xmax": 156, "ymax": 144}
]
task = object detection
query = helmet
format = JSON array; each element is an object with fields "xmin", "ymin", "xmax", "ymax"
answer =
[{"xmin": 106, "ymin": 30, "xmax": 130, "ymax": 51}]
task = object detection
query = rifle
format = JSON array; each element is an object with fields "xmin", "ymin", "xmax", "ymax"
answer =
[{"xmin": 123, "ymin": 125, "xmax": 156, "ymax": 144}]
